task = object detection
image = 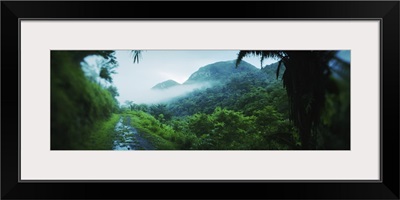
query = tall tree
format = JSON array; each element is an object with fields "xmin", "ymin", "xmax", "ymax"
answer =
[{"xmin": 236, "ymin": 51, "xmax": 337, "ymax": 149}]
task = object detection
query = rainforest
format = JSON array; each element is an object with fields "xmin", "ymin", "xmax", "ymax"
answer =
[{"xmin": 51, "ymin": 50, "xmax": 350, "ymax": 150}]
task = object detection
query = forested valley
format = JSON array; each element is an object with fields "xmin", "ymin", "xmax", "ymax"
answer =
[{"xmin": 51, "ymin": 50, "xmax": 350, "ymax": 150}]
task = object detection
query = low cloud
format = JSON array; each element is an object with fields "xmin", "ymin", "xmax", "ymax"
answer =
[{"xmin": 119, "ymin": 82, "xmax": 213, "ymax": 105}]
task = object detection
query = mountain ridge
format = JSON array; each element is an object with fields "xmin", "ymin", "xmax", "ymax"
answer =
[
  {"xmin": 183, "ymin": 60, "xmax": 259, "ymax": 84},
  {"xmin": 151, "ymin": 60, "xmax": 261, "ymax": 89}
]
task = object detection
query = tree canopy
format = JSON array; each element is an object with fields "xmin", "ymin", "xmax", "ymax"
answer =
[{"xmin": 236, "ymin": 50, "xmax": 348, "ymax": 149}]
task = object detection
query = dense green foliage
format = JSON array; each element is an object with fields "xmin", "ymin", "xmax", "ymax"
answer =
[
  {"xmin": 51, "ymin": 50, "xmax": 349, "ymax": 150},
  {"xmin": 237, "ymin": 51, "xmax": 349, "ymax": 149},
  {"xmin": 188, "ymin": 106, "xmax": 297, "ymax": 150},
  {"xmin": 123, "ymin": 57, "xmax": 349, "ymax": 150},
  {"xmin": 167, "ymin": 71, "xmax": 285, "ymax": 117},
  {"xmin": 123, "ymin": 65, "xmax": 301, "ymax": 150},
  {"xmin": 121, "ymin": 110, "xmax": 181, "ymax": 150},
  {"xmin": 124, "ymin": 102, "xmax": 298, "ymax": 150},
  {"xmin": 51, "ymin": 51, "xmax": 119, "ymax": 149},
  {"xmin": 86, "ymin": 114, "xmax": 121, "ymax": 150}
]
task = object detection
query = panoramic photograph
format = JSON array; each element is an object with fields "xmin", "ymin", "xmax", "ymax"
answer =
[{"xmin": 51, "ymin": 50, "xmax": 350, "ymax": 150}]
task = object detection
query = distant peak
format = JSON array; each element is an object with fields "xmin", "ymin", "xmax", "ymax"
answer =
[
  {"xmin": 165, "ymin": 79, "xmax": 179, "ymax": 83},
  {"xmin": 151, "ymin": 79, "xmax": 180, "ymax": 90}
]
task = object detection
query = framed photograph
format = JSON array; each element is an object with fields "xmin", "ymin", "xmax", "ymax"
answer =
[{"xmin": 2, "ymin": 1, "xmax": 399, "ymax": 199}]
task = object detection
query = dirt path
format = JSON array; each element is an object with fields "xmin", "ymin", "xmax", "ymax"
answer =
[{"xmin": 112, "ymin": 116, "xmax": 155, "ymax": 150}]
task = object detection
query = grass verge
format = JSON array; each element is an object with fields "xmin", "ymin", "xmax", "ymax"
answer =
[{"xmin": 85, "ymin": 113, "xmax": 120, "ymax": 150}]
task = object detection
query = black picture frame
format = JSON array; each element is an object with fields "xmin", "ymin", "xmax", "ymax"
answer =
[{"xmin": 2, "ymin": 1, "xmax": 399, "ymax": 199}]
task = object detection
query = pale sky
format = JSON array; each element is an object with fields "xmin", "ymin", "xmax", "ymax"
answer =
[{"xmin": 111, "ymin": 50, "xmax": 278, "ymax": 104}]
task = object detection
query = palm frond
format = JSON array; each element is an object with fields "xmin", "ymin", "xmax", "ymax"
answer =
[
  {"xmin": 276, "ymin": 60, "xmax": 282, "ymax": 79},
  {"xmin": 260, "ymin": 56, "xmax": 264, "ymax": 68},
  {"xmin": 130, "ymin": 50, "xmax": 142, "ymax": 63},
  {"xmin": 235, "ymin": 50, "xmax": 284, "ymax": 68}
]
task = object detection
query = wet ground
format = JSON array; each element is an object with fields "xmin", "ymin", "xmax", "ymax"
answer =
[{"xmin": 112, "ymin": 116, "xmax": 155, "ymax": 150}]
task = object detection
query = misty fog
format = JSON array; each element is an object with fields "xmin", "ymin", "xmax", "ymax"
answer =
[
  {"xmin": 111, "ymin": 50, "xmax": 278, "ymax": 105},
  {"xmin": 125, "ymin": 82, "xmax": 214, "ymax": 104}
]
